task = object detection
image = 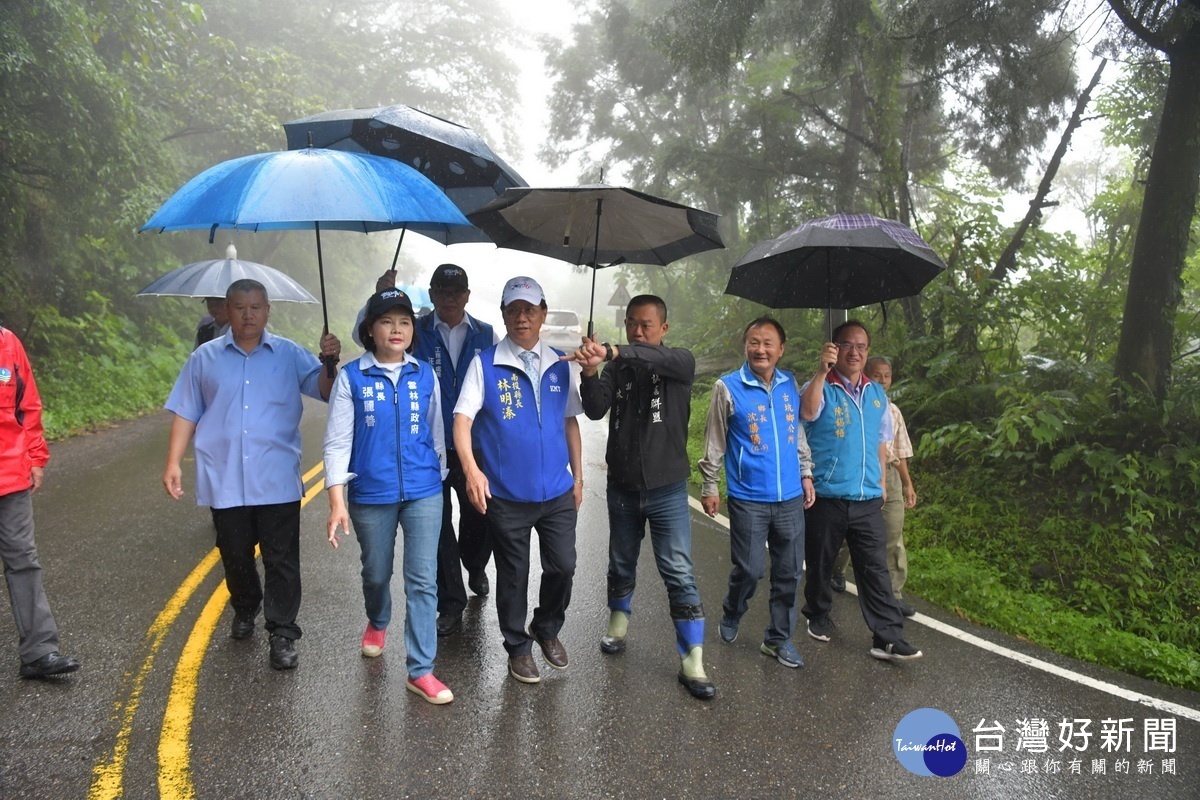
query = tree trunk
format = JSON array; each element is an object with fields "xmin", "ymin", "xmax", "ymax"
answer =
[{"xmin": 1113, "ymin": 30, "xmax": 1200, "ymax": 399}]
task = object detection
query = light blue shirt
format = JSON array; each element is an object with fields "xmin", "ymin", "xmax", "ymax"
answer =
[{"xmin": 165, "ymin": 329, "xmax": 324, "ymax": 509}]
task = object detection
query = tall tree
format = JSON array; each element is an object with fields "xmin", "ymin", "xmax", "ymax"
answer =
[
  {"xmin": 1107, "ymin": 0, "xmax": 1200, "ymax": 399},
  {"xmin": 542, "ymin": 0, "xmax": 1080, "ymax": 338}
]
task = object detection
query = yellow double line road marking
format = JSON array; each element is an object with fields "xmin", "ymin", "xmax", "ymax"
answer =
[{"xmin": 89, "ymin": 462, "xmax": 326, "ymax": 800}]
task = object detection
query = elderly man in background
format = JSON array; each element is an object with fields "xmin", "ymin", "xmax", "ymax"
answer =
[{"xmin": 412, "ymin": 263, "xmax": 499, "ymax": 637}]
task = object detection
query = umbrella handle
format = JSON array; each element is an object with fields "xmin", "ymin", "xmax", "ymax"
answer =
[{"xmin": 315, "ymin": 222, "xmax": 336, "ymax": 378}]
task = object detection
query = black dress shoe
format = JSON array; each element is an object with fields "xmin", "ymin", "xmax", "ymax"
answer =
[
  {"xmin": 20, "ymin": 651, "xmax": 81, "ymax": 679},
  {"xmin": 831, "ymin": 575, "xmax": 846, "ymax": 593},
  {"xmin": 230, "ymin": 613, "xmax": 255, "ymax": 640},
  {"xmin": 436, "ymin": 613, "xmax": 462, "ymax": 637},
  {"xmin": 268, "ymin": 635, "xmax": 298, "ymax": 670},
  {"xmin": 897, "ymin": 600, "xmax": 916, "ymax": 618},
  {"xmin": 678, "ymin": 670, "xmax": 716, "ymax": 700},
  {"xmin": 468, "ymin": 572, "xmax": 490, "ymax": 597}
]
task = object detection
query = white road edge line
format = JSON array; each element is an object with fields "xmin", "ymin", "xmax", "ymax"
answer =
[{"xmin": 687, "ymin": 495, "xmax": 1200, "ymax": 723}]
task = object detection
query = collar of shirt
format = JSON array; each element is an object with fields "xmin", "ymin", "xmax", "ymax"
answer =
[
  {"xmin": 496, "ymin": 336, "xmax": 553, "ymax": 375},
  {"xmin": 360, "ymin": 350, "xmax": 417, "ymax": 374},
  {"xmin": 434, "ymin": 312, "xmax": 475, "ymax": 335},
  {"xmin": 222, "ymin": 327, "xmax": 278, "ymax": 356},
  {"xmin": 829, "ymin": 367, "xmax": 870, "ymax": 400},
  {"xmin": 738, "ymin": 361, "xmax": 791, "ymax": 391}
]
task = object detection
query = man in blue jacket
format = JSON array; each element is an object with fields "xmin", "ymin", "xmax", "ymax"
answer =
[
  {"xmin": 452, "ymin": 276, "xmax": 584, "ymax": 685},
  {"xmin": 800, "ymin": 320, "xmax": 922, "ymax": 662},
  {"xmin": 412, "ymin": 263, "xmax": 498, "ymax": 637},
  {"xmin": 699, "ymin": 318, "xmax": 815, "ymax": 670}
]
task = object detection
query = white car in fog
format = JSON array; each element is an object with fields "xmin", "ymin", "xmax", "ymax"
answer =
[{"xmin": 542, "ymin": 309, "xmax": 583, "ymax": 352}]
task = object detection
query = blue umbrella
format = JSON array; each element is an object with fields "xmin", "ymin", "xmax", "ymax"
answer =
[{"xmin": 140, "ymin": 147, "xmax": 468, "ymax": 372}]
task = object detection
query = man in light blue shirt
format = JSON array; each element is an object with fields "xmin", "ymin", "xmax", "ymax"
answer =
[{"xmin": 163, "ymin": 279, "xmax": 340, "ymax": 671}]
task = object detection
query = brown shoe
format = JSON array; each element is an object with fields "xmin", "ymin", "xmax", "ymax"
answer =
[
  {"xmin": 508, "ymin": 653, "xmax": 541, "ymax": 684},
  {"xmin": 529, "ymin": 627, "xmax": 569, "ymax": 670}
]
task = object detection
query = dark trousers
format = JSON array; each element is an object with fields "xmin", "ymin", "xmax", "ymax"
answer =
[
  {"xmin": 801, "ymin": 496, "xmax": 905, "ymax": 645},
  {"xmin": 436, "ymin": 450, "xmax": 492, "ymax": 616},
  {"xmin": 487, "ymin": 491, "xmax": 577, "ymax": 657},
  {"xmin": 211, "ymin": 501, "xmax": 302, "ymax": 640}
]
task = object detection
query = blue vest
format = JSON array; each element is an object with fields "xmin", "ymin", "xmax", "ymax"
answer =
[
  {"xmin": 804, "ymin": 374, "xmax": 887, "ymax": 500},
  {"xmin": 413, "ymin": 313, "xmax": 494, "ymax": 444},
  {"xmin": 474, "ymin": 346, "xmax": 573, "ymax": 503},
  {"xmin": 719, "ymin": 364, "xmax": 804, "ymax": 503},
  {"xmin": 343, "ymin": 359, "xmax": 443, "ymax": 504}
]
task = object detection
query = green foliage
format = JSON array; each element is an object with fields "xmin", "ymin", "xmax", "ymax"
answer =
[
  {"xmin": 25, "ymin": 296, "xmax": 190, "ymax": 438},
  {"xmin": 907, "ymin": 367, "xmax": 1200, "ymax": 687},
  {"xmin": 2, "ymin": 0, "xmax": 526, "ymax": 434},
  {"xmin": 908, "ymin": 547, "xmax": 1200, "ymax": 691}
]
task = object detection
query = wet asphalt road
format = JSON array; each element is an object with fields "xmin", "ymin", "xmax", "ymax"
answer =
[{"xmin": 1, "ymin": 405, "xmax": 1198, "ymax": 799}]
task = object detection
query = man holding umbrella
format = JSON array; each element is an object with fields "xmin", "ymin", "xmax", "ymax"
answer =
[
  {"xmin": 799, "ymin": 320, "xmax": 922, "ymax": 662},
  {"xmin": 412, "ymin": 263, "xmax": 499, "ymax": 636},
  {"xmin": 163, "ymin": 279, "xmax": 341, "ymax": 671},
  {"xmin": 571, "ymin": 295, "xmax": 715, "ymax": 700},
  {"xmin": 452, "ymin": 276, "xmax": 584, "ymax": 685}
]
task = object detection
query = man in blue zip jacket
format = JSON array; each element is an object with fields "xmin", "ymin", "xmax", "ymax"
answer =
[
  {"xmin": 800, "ymin": 320, "xmax": 922, "ymax": 662},
  {"xmin": 453, "ymin": 276, "xmax": 584, "ymax": 685},
  {"xmin": 412, "ymin": 264, "xmax": 499, "ymax": 637},
  {"xmin": 699, "ymin": 317, "xmax": 815, "ymax": 670}
]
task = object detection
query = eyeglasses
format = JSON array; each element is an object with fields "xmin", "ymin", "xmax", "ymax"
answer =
[
  {"xmin": 503, "ymin": 305, "xmax": 541, "ymax": 319},
  {"xmin": 837, "ymin": 342, "xmax": 869, "ymax": 353},
  {"xmin": 431, "ymin": 287, "xmax": 468, "ymax": 298}
]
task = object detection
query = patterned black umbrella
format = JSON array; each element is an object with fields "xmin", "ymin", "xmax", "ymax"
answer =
[
  {"xmin": 283, "ymin": 105, "xmax": 527, "ymax": 245},
  {"xmin": 725, "ymin": 213, "xmax": 945, "ymax": 311}
]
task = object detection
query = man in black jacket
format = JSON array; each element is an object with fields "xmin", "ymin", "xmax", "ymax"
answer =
[{"xmin": 570, "ymin": 295, "xmax": 715, "ymax": 700}]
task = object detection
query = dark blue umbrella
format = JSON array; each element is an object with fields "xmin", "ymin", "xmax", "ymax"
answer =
[
  {"xmin": 140, "ymin": 147, "xmax": 468, "ymax": 372},
  {"xmin": 283, "ymin": 105, "xmax": 527, "ymax": 246}
]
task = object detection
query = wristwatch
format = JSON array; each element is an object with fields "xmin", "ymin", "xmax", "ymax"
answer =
[{"xmin": 602, "ymin": 343, "xmax": 614, "ymax": 362}]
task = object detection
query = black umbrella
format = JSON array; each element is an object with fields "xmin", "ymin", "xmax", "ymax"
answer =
[
  {"xmin": 724, "ymin": 213, "xmax": 945, "ymax": 335},
  {"xmin": 283, "ymin": 105, "xmax": 527, "ymax": 246},
  {"xmin": 467, "ymin": 184, "xmax": 724, "ymax": 336}
]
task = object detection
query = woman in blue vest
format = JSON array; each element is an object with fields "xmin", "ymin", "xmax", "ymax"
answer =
[{"xmin": 324, "ymin": 288, "xmax": 452, "ymax": 704}]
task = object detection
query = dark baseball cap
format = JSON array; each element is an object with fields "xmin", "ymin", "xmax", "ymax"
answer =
[
  {"xmin": 367, "ymin": 287, "xmax": 415, "ymax": 318},
  {"xmin": 430, "ymin": 263, "xmax": 469, "ymax": 289}
]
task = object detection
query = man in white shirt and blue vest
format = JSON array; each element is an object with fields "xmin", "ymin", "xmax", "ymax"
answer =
[
  {"xmin": 452, "ymin": 276, "xmax": 584, "ymax": 685},
  {"xmin": 800, "ymin": 320, "xmax": 922, "ymax": 662},
  {"xmin": 412, "ymin": 263, "xmax": 499, "ymax": 636}
]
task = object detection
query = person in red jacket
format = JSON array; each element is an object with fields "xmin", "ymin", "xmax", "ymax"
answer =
[{"xmin": 0, "ymin": 326, "xmax": 80, "ymax": 679}]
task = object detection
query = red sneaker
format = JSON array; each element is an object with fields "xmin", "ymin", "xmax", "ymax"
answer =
[
  {"xmin": 361, "ymin": 624, "xmax": 386, "ymax": 658},
  {"xmin": 407, "ymin": 673, "xmax": 454, "ymax": 705}
]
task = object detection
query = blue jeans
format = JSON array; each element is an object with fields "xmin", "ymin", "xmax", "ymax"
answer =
[
  {"xmin": 606, "ymin": 480, "xmax": 700, "ymax": 609},
  {"xmin": 724, "ymin": 495, "xmax": 804, "ymax": 645},
  {"xmin": 349, "ymin": 493, "xmax": 443, "ymax": 677}
]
